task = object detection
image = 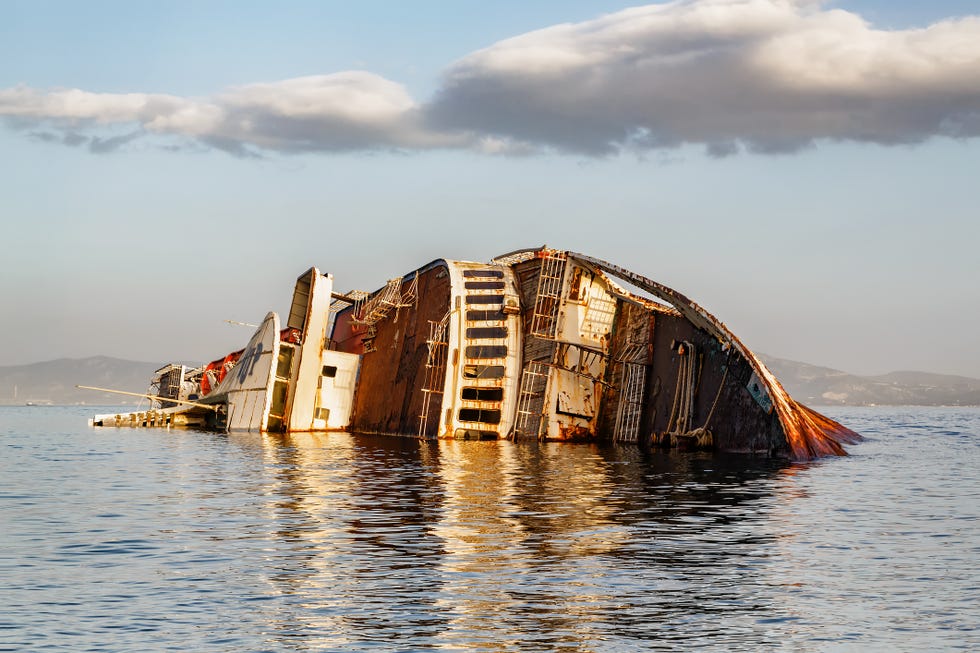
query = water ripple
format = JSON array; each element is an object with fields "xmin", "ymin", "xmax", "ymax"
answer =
[{"xmin": 1, "ymin": 406, "xmax": 977, "ymax": 651}]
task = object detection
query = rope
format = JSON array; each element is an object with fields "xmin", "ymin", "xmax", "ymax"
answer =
[
  {"xmin": 701, "ymin": 363, "xmax": 730, "ymax": 431},
  {"xmin": 671, "ymin": 356, "xmax": 730, "ymax": 449},
  {"xmin": 665, "ymin": 342, "xmax": 733, "ymax": 449},
  {"xmin": 666, "ymin": 342, "xmax": 697, "ymax": 434}
]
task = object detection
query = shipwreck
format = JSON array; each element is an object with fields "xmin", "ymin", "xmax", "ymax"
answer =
[{"xmin": 90, "ymin": 247, "xmax": 860, "ymax": 460}]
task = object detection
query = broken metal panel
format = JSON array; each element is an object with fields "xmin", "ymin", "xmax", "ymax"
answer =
[
  {"xmin": 554, "ymin": 368, "xmax": 597, "ymax": 418},
  {"xmin": 543, "ymin": 357, "xmax": 603, "ymax": 441}
]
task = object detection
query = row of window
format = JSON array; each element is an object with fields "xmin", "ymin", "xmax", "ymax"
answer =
[{"xmin": 459, "ymin": 270, "xmax": 508, "ymax": 426}]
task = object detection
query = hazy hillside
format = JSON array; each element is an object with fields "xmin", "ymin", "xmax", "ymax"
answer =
[
  {"xmin": 0, "ymin": 357, "xmax": 165, "ymax": 405},
  {"xmin": 2, "ymin": 355, "xmax": 979, "ymax": 407},
  {"xmin": 760, "ymin": 355, "xmax": 980, "ymax": 406}
]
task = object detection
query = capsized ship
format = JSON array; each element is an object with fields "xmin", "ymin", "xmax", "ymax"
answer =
[{"xmin": 91, "ymin": 247, "xmax": 860, "ymax": 460}]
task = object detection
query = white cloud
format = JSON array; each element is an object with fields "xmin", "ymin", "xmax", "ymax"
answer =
[
  {"xmin": 428, "ymin": 0, "xmax": 980, "ymax": 154},
  {"xmin": 0, "ymin": 85, "xmax": 190, "ymax": 124},
  {"xmin": 3, "ymin": 1, "xmax": 980, "ymax": 157},
  {"xmin": 0, "ymin": 73, "xmax": 449, "ymax": 155}
]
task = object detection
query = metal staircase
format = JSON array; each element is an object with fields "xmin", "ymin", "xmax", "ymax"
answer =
[
  {"xmin": 528, "ymin": 251, "xmax": 567, "ymax": 339},
  {"xmin": 418, "ymin": 312, "xmax": 450, "ymax": 438},
  {"xmin": 613, "ymin": 363, "xmax": 645, "ymax": 442},
  {"xmin": 350, "ymin": 273, "xmax": 418, "ymax": 354},
  {"xmin": 352, "ymin": 273, "xmax": 418, "ymax": 327},
  {"xmin": 513, "ymin": 361, "xmax": 549, "ymax": 439}
]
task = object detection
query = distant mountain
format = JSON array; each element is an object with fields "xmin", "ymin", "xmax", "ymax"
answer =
[
  {"xmin": 2, "ymin": 354, "xmax": 978, "ymax": 407},
  {"xmin": 0, "ymin": 356, "xmax": 166, "ymax": 405},
  {"xmin": 759, "ymin": 355, "xmax": 980, "ymax": 406}
]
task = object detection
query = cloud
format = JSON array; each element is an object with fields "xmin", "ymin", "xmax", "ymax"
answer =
[
  {"xmin": 427, "ymin": 0, "xmax": 980, "ymax": 155},
  {"xmin": 1, "ymin": 73, "xmax": 455, "ymax": 156},
  {"xmin": 2, "ymin": 0, "xmax": 980, "ymax": 157}
]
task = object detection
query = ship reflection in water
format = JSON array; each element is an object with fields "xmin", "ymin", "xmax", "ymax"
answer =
[
  {"xmin": 4, "ymin": 406, "xmax": 977, "ymax": 651},
  {"xmin": 246, "ymin": 431, "xmax": 800, "ymax": 650}
]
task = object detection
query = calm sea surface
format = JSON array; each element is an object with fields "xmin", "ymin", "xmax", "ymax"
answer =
[{"xmin": 1, "ymin": 406, "xmax": 977, "ymax": 652}]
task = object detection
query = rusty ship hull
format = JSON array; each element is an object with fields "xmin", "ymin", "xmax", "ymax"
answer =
[{"xmin": 91, "ymin": 247, "xmax": 860, "ymax": 461}]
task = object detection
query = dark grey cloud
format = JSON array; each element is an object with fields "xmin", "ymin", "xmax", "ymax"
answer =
[{"xmin": 2, "ymin": 1, "xmax": 979, "ymax": 157}]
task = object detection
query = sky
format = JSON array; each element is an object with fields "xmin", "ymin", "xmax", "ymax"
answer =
[{"xmin": 1, "ymin": 0, "xmax": 979, "ymax": 378}]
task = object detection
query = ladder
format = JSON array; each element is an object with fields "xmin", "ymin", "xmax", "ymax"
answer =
[
  {"xmin": 614, "ymin": 363, "xmax": 645, "ymax": 442},
  {"xmin": 528, "ymin": 251, "xmax": 567, "ymax": 339},
  {"xmin": 327, "ymin": 290, "xmax": 369, "ymax": 339},
  {"xmin": 352, "ymin": 273, "xmax": 417, "ymax": 328},
  {"xmin": 361, "ymin": 324, "xmax": 377, "ymax": 353},
  {"xmin": 513, "ymin": 360, "xmax": 550, "ymax": 439},
  {"xmin": 418, "ymin": 312, "xmax": 450, "ymax": 437}
]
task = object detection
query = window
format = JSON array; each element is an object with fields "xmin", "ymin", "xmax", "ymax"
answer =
[
  {"xmin": 463, "ymin": 365, "xmax": 505, "ymax": 379},
  {"xmin": 466, "ymin": 326, "xmax": 508, "ymax": 339},
  {"xmin": 276, "ymin": 346, "xmax": 295, "ymax": 379},
  {"xmin": 464, "ymin": 281, "xmax": 505, "ymax": 290},
  {"xmin": 322, "ymin": 365, "xmax": 337, "ymax": 377},
  {"xmin": 461, "ymin": 387, "xmax": 503, "ymax": 401},
  {"xmin": 465, "ymin": 294, "xmax": 504, "ymax": 305},
  {"xmin": 458, "ymin": 408, "xmax": 501, "ymax": 424},
  {"xmin": 465, "ymin": 345, "xmax": 507, "ymax": 359},
  {"xmin": 466, "ymin": 309, "xmax": 505, "ymax": 322},
  {"xmin": 463, "ymin": 269, "xmax": 504, "ymax": 278}
]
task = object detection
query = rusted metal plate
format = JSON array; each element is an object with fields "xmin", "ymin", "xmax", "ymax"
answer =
[
  {"xmin": 334, "ymin": 261, "xmax": 452, "ymax": 436},
  {"xmin": 570, "ymin": 251, "xmax": 861, "ymax": 460}
]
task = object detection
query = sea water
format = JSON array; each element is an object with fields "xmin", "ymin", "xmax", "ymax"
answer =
[{"xmin": 1, "ymin": 406, "xmax": 977, "ymax": 652}]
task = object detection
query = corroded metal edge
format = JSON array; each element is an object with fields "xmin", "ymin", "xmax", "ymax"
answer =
[{"xmin": 569, "ymin": 251, "xmax": 862, "ymax": 460}]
